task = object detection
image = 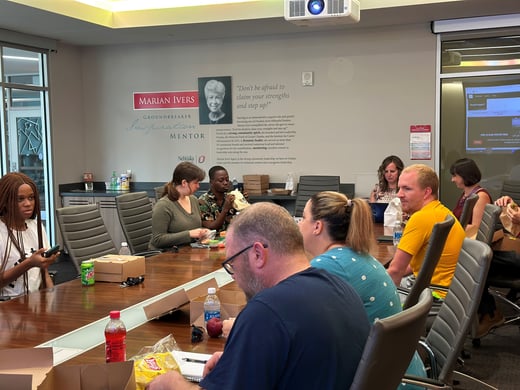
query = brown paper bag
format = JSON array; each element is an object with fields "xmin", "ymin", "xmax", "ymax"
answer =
[{"xmin": 499, "ymin": 205, "xmax": 520, "ymax": 237}]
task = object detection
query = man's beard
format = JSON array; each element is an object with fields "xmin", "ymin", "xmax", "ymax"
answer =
[{"xmin": 241, "ymin": 261, "xmax": 264, "ymax": 301}]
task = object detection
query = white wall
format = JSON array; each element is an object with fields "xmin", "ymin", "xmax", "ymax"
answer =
[{"xmin": 50, "ymin": 23, "xmax": 436, "ymax": 198}]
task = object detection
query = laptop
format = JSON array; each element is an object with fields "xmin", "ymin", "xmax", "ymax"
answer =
[{"xmin": 369, "ymin": 202, "xmax": 388, "ymax": 224}]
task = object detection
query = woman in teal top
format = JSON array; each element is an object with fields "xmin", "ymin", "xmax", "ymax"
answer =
[{"xmin": 299, "ymin": 191, "xmax": 426, "ymax": 389}]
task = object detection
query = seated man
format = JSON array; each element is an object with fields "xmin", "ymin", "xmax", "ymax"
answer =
[
  {"xmin": 475, "ymin": 194, "xmax": 520, "ymax": 337},
  {"xmin": 387, "ymin": 164, "xmax": 465, "ymax": 297},
  {"xmin": 148, "ymin": 202, "xmax": 370, "ymax": 390},
  {"xmin": 198, "ymin": 166, "xmax": 238, "ymax": 233}
]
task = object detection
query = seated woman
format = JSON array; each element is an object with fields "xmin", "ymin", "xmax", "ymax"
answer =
[
  {"xmin": 0, "ymin": 172, "xmax": 59, "ymax": 297},
  {"xmin": 450, "ymin": 158, "xmax": 492, "ymax": 233},
  {"xmin": 149, "ymin": 162, "xmax": 209, "ymax": 250},
  {"xmin": 370, "ymin": 155, "xmax": 404, "ymax": 202},
  {"xmin": 298, "ymin": 191, "xmax": 426, "ymax": 387}
]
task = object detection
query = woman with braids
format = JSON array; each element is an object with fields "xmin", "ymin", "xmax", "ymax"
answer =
[
  {"xmin": 298, "ymin": 191, "xmax": 426, "ymax": 388},
  {"xmin": 149, "ymin": 162, "xmax": 210, "ymax": 250},
  {"xmin": 0, "ymin": 172, "xmax": 58, "ymax": 297},
  {"xmin": 370, "ymin": 155, "xmax": 404, "ymax": 202}
]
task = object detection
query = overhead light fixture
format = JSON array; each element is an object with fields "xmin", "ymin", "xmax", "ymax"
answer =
[
  {"xmin": 432, "ymin": 13, "xmax": 520, "ymax": 33},
  {"xmin": 76, "ymin": 0, "xmax": 256, "ymax": 12}
]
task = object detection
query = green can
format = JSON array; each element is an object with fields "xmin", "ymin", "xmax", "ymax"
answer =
[{"xmin": 81, "ymin": 260, "xmax": 95, "ymax": 286}]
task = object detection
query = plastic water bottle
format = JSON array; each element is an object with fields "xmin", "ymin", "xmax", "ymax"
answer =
[
  {"xmin": 110, "ymin": 170, "xmax": 118, "ymax": 190},
  {"xmin": 204, "ymin": 287, "xmax": 221, "ymax": 325},
  {"xmin": 393, "ymin": 221, "xmax": 403, "ymax": 246},
  {"xmin": 119, "ymin": 242, "xmax": 131, "ymax": 255},
  {"xmin": 105, "ymin": 310, "xmax": 127, "ymax": 363}
]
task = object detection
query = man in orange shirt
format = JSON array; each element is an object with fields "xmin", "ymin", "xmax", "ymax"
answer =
[{"xmin": 387, "ymin": 164, "xmax": 465, "ymax": 297}]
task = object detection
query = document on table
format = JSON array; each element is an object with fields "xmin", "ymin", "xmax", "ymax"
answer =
[{"xmin": 172, "ymin": 351, "xmax": 212, "ymax": 383}]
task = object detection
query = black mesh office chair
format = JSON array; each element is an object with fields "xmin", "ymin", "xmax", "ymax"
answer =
[
  {"xmin": 293, "ymin": 175, "xmax": 340, "ymax": 217},
  {"xmin": 350, "ymin": 289, "xmax": 432, "ymax": 390}
]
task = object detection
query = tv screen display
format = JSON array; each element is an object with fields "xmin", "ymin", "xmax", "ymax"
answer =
[{"xmin": 465, "ymin": 82, "xmax": 520, "ymax": 153}]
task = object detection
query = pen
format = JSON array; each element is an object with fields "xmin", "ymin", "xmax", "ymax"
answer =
[{"xmin": 183, "ymin": 358, "xmax": 208, "ymax": 364}]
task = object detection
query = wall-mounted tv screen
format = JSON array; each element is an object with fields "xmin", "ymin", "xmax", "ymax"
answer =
[{"xmin": 465, "ymin": 82, "xmax": 520, "ymax": 153}]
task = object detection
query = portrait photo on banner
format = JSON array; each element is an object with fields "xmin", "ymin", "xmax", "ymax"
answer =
[{"xmin": 198, "ymin": 76, "xmax": 233, "ymax": 125}]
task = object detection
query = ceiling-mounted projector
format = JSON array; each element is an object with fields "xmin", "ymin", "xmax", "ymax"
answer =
[{"xmin": 284, "ymin": 0, "xmax": 360, "ymax": 26}]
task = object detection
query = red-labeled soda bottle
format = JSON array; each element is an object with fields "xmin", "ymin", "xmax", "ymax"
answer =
[{"xmin": 105, "ymin": 310, "xmax": 126, "ymax": 363}]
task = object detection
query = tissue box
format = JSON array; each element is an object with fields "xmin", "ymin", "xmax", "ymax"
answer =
[
  {"xmin": 243, "ymin": 175, "xmax": 269, "ymax": 195},
  {"xmin": 0, "ymin": 348, "xmax": 135, "ymax": 390},
  {"xmin": 93, "ymin": 254, "xmax": 145, "ymax": 283}
]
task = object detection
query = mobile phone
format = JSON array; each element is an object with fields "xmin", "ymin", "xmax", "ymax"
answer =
[{"xmin": 43, "ymin": 245, "xmax": 60, "ymax": 258}]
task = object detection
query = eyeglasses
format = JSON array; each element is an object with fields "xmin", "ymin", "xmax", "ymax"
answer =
[{"xmin": 221, "ymin": 243, "xmax": 268, "ymax": 275}]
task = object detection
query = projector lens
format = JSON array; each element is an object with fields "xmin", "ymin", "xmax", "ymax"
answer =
[{"xmin": 307, "ymin": 0, "xmax": 325, "ymax": 15}]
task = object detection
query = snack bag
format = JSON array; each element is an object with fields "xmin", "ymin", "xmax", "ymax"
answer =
[{"xmin": 131, "ymin": 334, "xmax": 181, "ymax": 389}]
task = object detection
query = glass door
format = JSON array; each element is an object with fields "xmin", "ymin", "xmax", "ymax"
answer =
[{"xmin": 0, "ymin": 46, "xmax": 54, "ymax": 241}]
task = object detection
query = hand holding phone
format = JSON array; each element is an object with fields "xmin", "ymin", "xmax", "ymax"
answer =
[{"xmin": 43, "ymin": 245, "xmax": 60, "ymax": 258}]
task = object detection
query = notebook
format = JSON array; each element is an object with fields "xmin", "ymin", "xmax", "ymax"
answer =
[{"xmin": 172, "ymin": 351, "xmax": 213, "ymax": 383}]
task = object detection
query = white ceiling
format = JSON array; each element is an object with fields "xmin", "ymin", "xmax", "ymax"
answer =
[{"xmin": 0, "ymin": 0, "xmax": 519, "ymax": 47}]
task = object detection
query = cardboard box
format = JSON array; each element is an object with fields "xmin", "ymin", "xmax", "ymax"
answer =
[
  {"xmin": 0, "ymin": 348, "xmax": 135, "ymax": 390},
  {"xmin": 143, "ymin": 278, "xmax": 247, "ymax": 327},
  {"xmin": 94, "ymin": 254, "xmax": 145, "ymax": 283},
  {"xmin": 190, "ymin": 288, "xmax": 247, "ymax": 328},
  {"xmin": 493, "ymin": 232, "xmax": 520, "ymax": 253},
  {"xmin": 143, "ymin": 278, "xmax": 218, "ymax": 320},
  {"xmin": 243, "ymin": 174, "xmax": 269, "ymax": 195}
]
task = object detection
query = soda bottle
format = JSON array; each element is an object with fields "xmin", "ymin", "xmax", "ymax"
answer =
[
  {"xmin": 105, "ymin": 310, "xmax": 127, "ymax": 363},
  {"xmin": 393, "ymin": 220, "xmax": 403, "ymax": 246},
  {"xmin": 203, "ymin": 287, "xmax": 221, "ymax": 325},
  {"xmin": 119, "ymin": 242, "xmax": 131, "ymax": 255}
]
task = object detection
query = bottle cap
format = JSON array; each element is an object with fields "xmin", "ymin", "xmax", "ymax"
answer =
[
  {"xmin": 109, "ymin": 310, "xmax": 120, "ymax": 319},
  {"xmin": 208, "ymin": 287, "xmax": 216, "ymax": 294}
]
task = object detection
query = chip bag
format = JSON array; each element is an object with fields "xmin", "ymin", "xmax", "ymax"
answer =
[{"xmin": 131, "ymin": 334, "xmax": 181, "ymax": 390}]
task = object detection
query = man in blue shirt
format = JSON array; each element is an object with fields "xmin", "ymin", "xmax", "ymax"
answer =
[{"xmin": 148, "ymin": 202, "xmax": 370, "ymax": 390}]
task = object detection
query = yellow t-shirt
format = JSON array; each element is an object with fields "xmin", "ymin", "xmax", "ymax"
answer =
[{"xmin": 398, "ymin": 200, "xmax": 465, "ymax": 292}]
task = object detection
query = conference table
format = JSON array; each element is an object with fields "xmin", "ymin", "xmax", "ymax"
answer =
[{"xmin": 0, "ymin": 224, "xmax": 395, "ymax": 368}]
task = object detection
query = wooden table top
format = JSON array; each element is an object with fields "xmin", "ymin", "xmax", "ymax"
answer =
[
  {"xmin": 0, "ymin": 246, "xmax": 227, "ymax": 351},
  {"xmin": 1, "ymin": 223, "xmax": 394, "ymax": 366}
]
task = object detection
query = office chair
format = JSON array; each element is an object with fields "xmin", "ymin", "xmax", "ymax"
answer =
[
  {"xmin": 475, "ymin": 203, "xmax": 520, "ymax": 338},
  {"xmin": 154, "ymin": 185, "xmax": 166, "ymax": 201},
  {"xmin": 293, "ymin": 175, "xmax": 340, "ymax": 217},
  {"xmin": 55, "ymin": 203, "xmax": 117, "ymax": 274},
  {"xmin": 115, "ymin": 191, "xmax": 162, "ymax": 257},
  {"xmin": 500, "ymin": 179, "xmax": 520, "ymax": 205},
  {"xmin": 402, "ymin": 238, "xmax": 496, "ymax": 390},
  {"xmin": 475, "ymin": 204, "xmax": 501, "ymax": 245},
  {"xmin": 459, "ymin": 193, "xmax": 479, "ymax": 230},
  {"xmin": 400, "ymin": 214, "xmax": 455, "ymax": 310},
  {"xmin": 350, "ymin": 289, "xmax": 432, "ymax": 390}
]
